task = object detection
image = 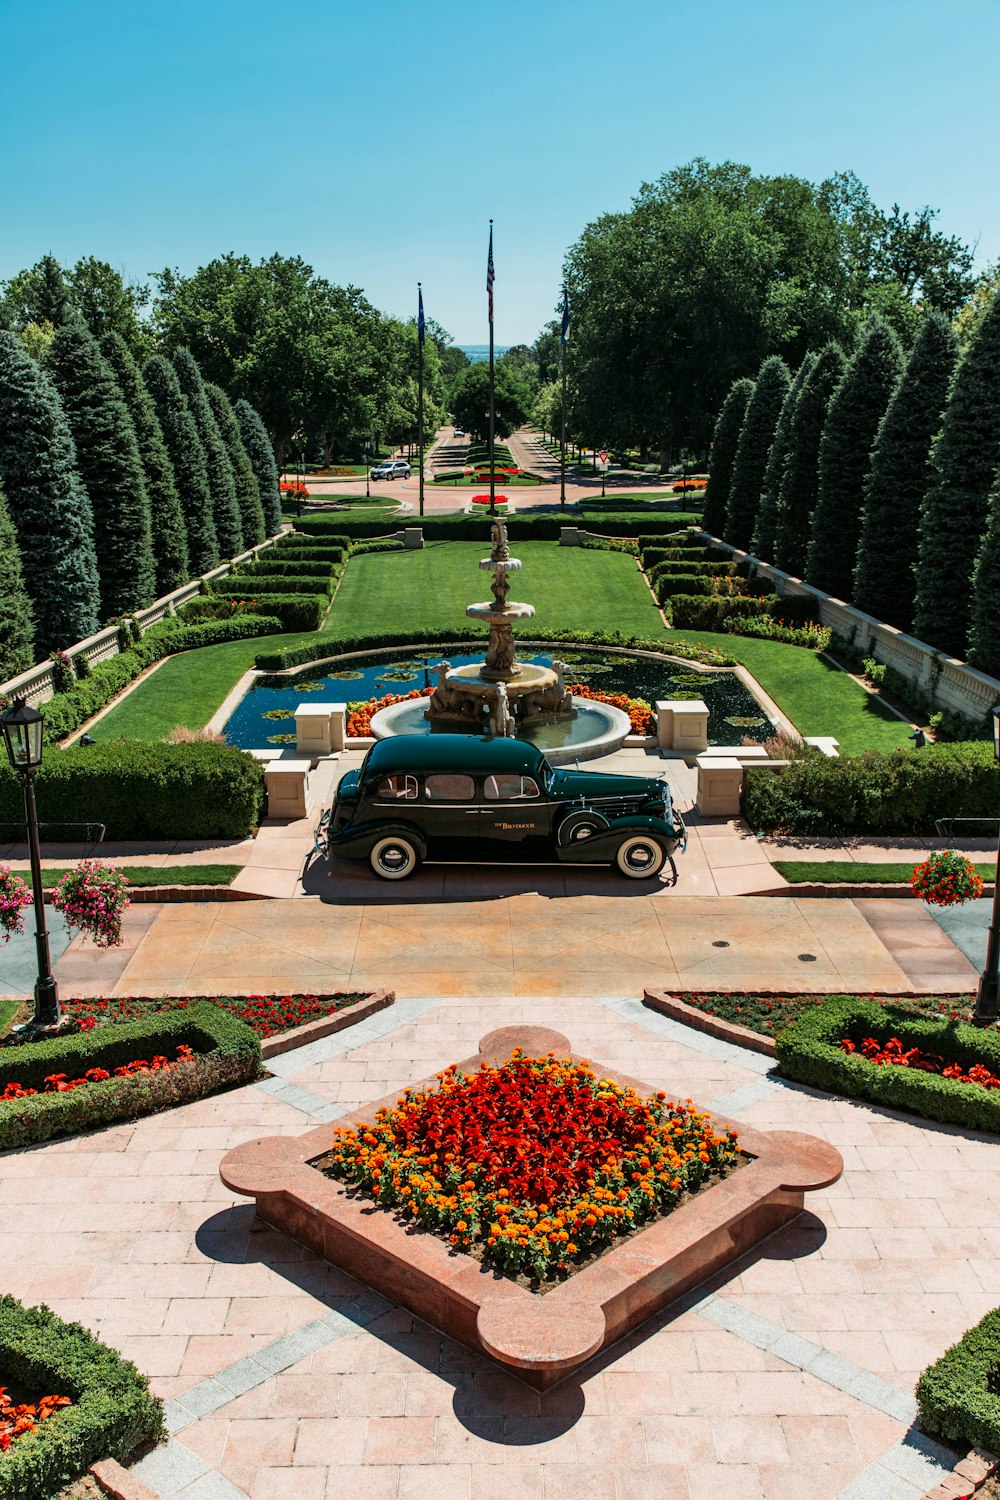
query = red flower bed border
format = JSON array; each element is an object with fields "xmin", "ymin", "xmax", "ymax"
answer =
[{"xmin": 221, "ymin": 1024, "xmax": 842, "ymax": 1388}]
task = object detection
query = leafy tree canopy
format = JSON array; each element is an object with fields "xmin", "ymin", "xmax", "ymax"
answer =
[{"xmin": 448, "ymin": 361, "xmax": 533, "ymax": 443}]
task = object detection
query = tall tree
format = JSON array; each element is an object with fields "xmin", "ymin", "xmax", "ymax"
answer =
[
  {"xmin": 724, "ymin": 356, "xmax": 791, "ymax": 550},
  {"xmin": 142, "ymin": 355, "xmax": 218, "ymax": 575},
  {"xmin": 968, "ymin": 467, "xmax": 1000, "ymax": 675},
  {"xmin": 913, "ymin": 294, "xmax": 1000, "ymax": 656},
  {"xmin": 172, "ymin": 348, "xmax": 243, "ymax": 558},
  {"xmin": 0, "ymin": 254, "xmax": 73, "ymax": 329},
  {"xmin": 206, "ymin": 382, "xmax": 265, "ymax": 548},
  {"xmin": 48, "ymin": 324, "xmax": 156, "ymax": 617},
  {"xmin": 806, "ymin": 317, "xmax": 903, "ymax": 598},
  {"xmin": 852, "ymin": 312, "xmax": 959, "ymax": 630},
  {"xmin": 773, "ymin": 343, "xmax": 847, "ymax": 576},
  {"xmin": 235, "ymin": 399, "xmax": 283, "ymax": 536},
  {"xmin": 101, "ymin": 332, "xmax": 189, "ymax": 595},
  {"xmin": 66, "ymin": 257, "xmax": 151, "ymax": 359},
  {"xmin": 0, "ymin": 479, "xmax": 35, "ymax": 679},
  {"xmin": 448, "ymin": 362, "xmax": 532, "ymax": 442},
  {"xmin": 751, "ymin": 352, "xmax": 816, "ymax": 560},
  {"xmin": 701, "ymin": 378, "xmax": 754, "ymax": 536},
  {"xmin": 0, "ymin": 332, "xmax": 100, "ymax": 651}
]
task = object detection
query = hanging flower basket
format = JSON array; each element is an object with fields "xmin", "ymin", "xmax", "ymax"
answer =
[
  {"xmin": 909, "ymin": 850, "xmax": 985, "ymax": 907},
  {"xmin": 0, "ymin": 865, "xmax": 31, "ymax": 945},
  {"xmin": 50, "ymin": 861, "xmax": 131, "ymax": 949}
]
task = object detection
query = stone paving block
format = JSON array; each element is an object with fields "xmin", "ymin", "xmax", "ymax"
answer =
[
  {"xmin": 879, "ymin": 1432, "xmax": 962, "ymax": 1488},
  {"xmin": 837, "ymin": 1465, "xmax": 925, "ymax": 1500},
  {"xmin": 133, "ymin": 1439, "xmax": 211, "ymax": 1495},
  {"xmin": 168, "ymin": 1378, "xmax": 233, "ymax": 1420},
  {"xmin": 172, "ymin": 1470, "xmax": 252, "ymax": 1500}
]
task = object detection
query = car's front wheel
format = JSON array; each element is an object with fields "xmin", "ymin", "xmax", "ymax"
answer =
[
  {"xmin": 369, "ymin": 835, "xmax": 420, "ymax": 880},
  {"xmin": 614, "ymin": 834, "xmax": 666, "ymax": 880}
]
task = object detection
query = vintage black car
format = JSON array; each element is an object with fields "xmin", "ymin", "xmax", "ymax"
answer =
[{"xmin": 323, "ymin": 734, "xmax": 685, "ymax": 880}]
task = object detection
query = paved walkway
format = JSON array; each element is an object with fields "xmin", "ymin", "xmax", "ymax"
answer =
[{"xmin": 2, "ymin": 990, "xmax": 990, "ymax": 1500}]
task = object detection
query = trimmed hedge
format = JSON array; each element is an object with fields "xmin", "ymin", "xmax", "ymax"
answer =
[
  {"xmin": 743, "ymin": 742, "xmax": 1000, "ymax": 835},
  {"xmin": 255, "ymin": 626, "xmax": 740, "ymax": 675},
  {"xmin": 917, "ymin": 1307, "xmax": 1000, "ymax": 1453},
  {"xmin": 351, "ymin": 538, "xmax": 406, "ymax": 555},
  {"xmin": 35, "ymin": 616, "xmax": 283, "ymax": 745},
  {"xmin": 0, "ymin": 741, "xmax": 265, "ymax": 839},
  {"xmin": 637, "ymin": 532, "xmax": 704, "ymax": 551},
  {"xmin": 670, "ymin": 594, "xmax": 774, "ymax": 629},
  {"xmin": 647, "ymin": 558, "xmax": 737, "ymax": 577},
  {"xmin": 288, "ymin": 513, "xmax": 702, "ymax": 541},
  {"xmin": 0, "ymin": 1297, "xmax": 165, "ymax": 1499},
  {"xmin": 775, "ymin": 996, "xmax": 1000, "ymax": 1131},
  {"xmin": 204, "ymin": 592, "xmax": 324, "ymax": 630},
  {"xmin": 239, "ymin": 558, "xmax": 341, "ymax": 579},
  {"xmin": 276, "ymin": 531, "xmax": 350, "ymax": 551},
  {"xmin": 211, "ymin": 574, "xmax": 331, "ymax": 598},
  {"xmin": 0, "ymin": 1002, "xmax": 262, "ymax": 1149}
]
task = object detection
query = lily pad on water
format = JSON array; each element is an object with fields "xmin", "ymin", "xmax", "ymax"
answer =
[
  {"xmin": 378, "ymin": 669, "xmax": 418, "ymax": 683},
  {"xmin": 670, "ymin": 672, "xmax": 712, "ymax": 687},
  {"xmin": 293, "ymin": 680, "xmax": 325, "ymax": 691},
  {"xmin": 326, "ymin": 670, "xmax": 365, "ymax": 681},
  {"xmin": 262, "ymin": 708, "xmax": 294, "ymax": 720},
  {"xmin": 266, "ymin": 733, "xmax": 297, "ymax": 744},
  {"xmin": 725, "ymin": 715, "xmax": 766, "ymax": 728}
]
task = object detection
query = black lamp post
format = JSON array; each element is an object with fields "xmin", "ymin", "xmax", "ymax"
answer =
[
  {"xmin": 0, "ymin": 699, "xmax": 62, "ymax": 1030},
  {"xmin": 364, "ymin": 439, "xmax": 371, "ymax": 499},
  {"xmin": 975, "ymin": 704, "xmax": 1000, "ymax": 1026}
]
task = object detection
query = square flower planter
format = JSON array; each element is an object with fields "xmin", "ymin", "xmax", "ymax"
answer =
[{"xmin": 220, "ymin": 1026, "xmax": 842, "ymax": 1388}]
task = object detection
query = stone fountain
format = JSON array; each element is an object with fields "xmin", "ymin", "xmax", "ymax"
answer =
[{"xmin": 422, "ymin": 518, "xmax": 573, "ymax": 737}]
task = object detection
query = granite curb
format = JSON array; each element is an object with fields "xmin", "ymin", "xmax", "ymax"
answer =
[
  {"xmin": 643, "ymin": 988, "xmax": 780, "ymax": 1057},
  {"xmin": 258, "ymin": 988, "xmax": 394, "ymax": 1059},
  {"xmin": 90, "ymin": 1456, "xmax": 161, "ymax": 1500},
  {"xmin": 755, "ymin": 882, "xmax": 996, "ymax": 900},
  {"xmin": 921, "ymin": 1447, "xmax": 997, "ymax": 1499}
]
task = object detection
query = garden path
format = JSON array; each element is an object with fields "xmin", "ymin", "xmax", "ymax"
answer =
[{"xmin": 1, "ymin": 989, "xmax": 990, "ymax": 1500}]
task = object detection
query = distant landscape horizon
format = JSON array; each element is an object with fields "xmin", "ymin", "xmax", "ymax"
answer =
[{"xmin": 456, "ymin": 344, "xmax": 510, "ymax": 363}]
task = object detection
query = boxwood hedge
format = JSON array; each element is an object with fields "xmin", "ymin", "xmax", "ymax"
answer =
[
  {"xmin": 0, "ymin": 741, "xmax": 265, "ymax": 840},
  {"xmin": 0, "ymin": 1002, "xmax": 261, "ymax": 1149},
  {"xmin": 287, "ymin": 512, "xmax": 702, "ymax": 540},
  {"xmin": 239, "ymin": 559, "xmax": 341, "ymax": 579},
  {"xmin": 211, "ymin": 574, "xmax": 331, "ymax": 598},
  {"xmin": 0, "ymin": 1297, "xmax": 165, "ymax": 1500},
  {"xmin": 775, "ymin": 997, "xmax": 1000, "ymax": 1131},
  {"xmin": 670, "ymin": 594, "xmax": 775, "ymax": 629},
  {"xmin": 917, "ymin": 1307, "xmax": 1000, "ymax": 1453},
  {"xmin": 743, "ymin": 743, "xmax": 1000, "ymax": 835}
]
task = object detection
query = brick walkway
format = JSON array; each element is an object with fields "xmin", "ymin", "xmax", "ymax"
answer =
[{"xmin": 1, "ymin": 993, "xmax": 992, "ymax": 1499}]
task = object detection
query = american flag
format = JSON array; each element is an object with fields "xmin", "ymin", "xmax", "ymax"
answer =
[{"xmin": 487, "ymin": 222, "xmax": 495, "ymax": 324}]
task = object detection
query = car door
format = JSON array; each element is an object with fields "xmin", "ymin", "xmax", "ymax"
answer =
[
  {"xmin": 420, "ymin": 772, "xmax": 479, "ymax": 856},
  {"xmin": 478, "ymin": 772, "xmax": 553, "ymax": 859}
]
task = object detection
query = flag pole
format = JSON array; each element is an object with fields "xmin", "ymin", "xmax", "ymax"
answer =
[
  {"xmin": 417, "ymin": 282, "xmax": 425, "ymax": 519},
  {"xmin": 487, "ymin": 221, "xmax": 496, "ymax": 518},
  {"xmin": 560, "ymin": 282, "xmax": 568, "ymax": 509}
]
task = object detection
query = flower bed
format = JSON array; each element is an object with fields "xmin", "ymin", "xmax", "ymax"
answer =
[
  {"xmin": 0, "ymin": 1297, "xmax": 163, "ymax": 1500},
  {"xmin": 568, "ymin": 683, "xmax": 653, "ymax": 735},
  {"xmin": 775, "ymin": 997, "xmax": 1000, "ymax": 1130},
  {"xmin": 0, "ymin": 1385, "xmax": 70, "ymax": 1454},
  {"xmin": 319, "ymin": 1049, "xmax": 740, "ymax": 1284},
  {"xmin": 0, "ymin": 1003, "xmax": 260, "ymax": 1149},
  {"xmin": 346, "ymin": 687, "xmax": 433, "ymax": 736},
  {"xmin": 1, "ymin": 1044, "xmax": 196, "ymax": 1100},
  {"xmin": 840, "ymin": 1034, "xmax": 1000, "ymax": 1089},
  {"xmin": 670, "ymin": 989, "xmax": 974, "ymax": 1038},
  {"xmin": 222, "ymin": 1025, "xmax": 841, "ymax": 1388},
  {"xmin": 917, "ymin": 1306, "xmax": 1000, "ymax": 1455},
  {"xmin": 59, "ymin": 992, "xmax": 370, "ymax": 1042}
]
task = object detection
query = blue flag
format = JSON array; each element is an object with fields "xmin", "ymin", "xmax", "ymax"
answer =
[
  {"xmin": 487, "ymin": 223, "xmax": 495, "ymax": 324},
  {"xmin": 561, "ymin": 284, "xmax": 570, "ymax": 345},
  {"xmin": 418, "ymin": 284, "xmax": 425, "ymax": 345}
]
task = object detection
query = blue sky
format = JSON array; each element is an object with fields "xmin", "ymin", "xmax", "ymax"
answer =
[{"xmin": 2, "ymin": 0, "xmax": 998, "ymax": 344}]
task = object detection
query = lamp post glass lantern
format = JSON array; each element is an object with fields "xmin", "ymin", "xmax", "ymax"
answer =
[{"xmin": 0, "ymin": 698, "xmax": 62, "ymax": 1031}]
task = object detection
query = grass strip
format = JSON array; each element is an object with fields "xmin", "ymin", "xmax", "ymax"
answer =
[
  {"xmin": 772, "ymin": 860, "xmax": 995, "ymax": 884},
  {"xmin": 20, "ymin": 864, "xmax": 243, "ymax": 890}
]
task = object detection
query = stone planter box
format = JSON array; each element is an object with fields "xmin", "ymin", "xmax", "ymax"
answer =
[{"xmin": 221, "ymin": 1025, "xmax": 842, "ymax": 1389}]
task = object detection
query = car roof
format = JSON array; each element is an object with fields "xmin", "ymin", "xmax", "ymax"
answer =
[{"xmin": 363, "ymin": 734, "xmax": 545, "ymax": 777}]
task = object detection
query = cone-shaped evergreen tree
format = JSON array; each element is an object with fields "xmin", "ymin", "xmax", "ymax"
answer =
[
  {"xmin": 101, "ymin": 332, "xmax": 189, "ymax": 595},
  {"xmin": 235, "ymin": 399, "xmax": 283, "ymax": 536},
  {"xmin": 968, "ymin": 466, "xmax": 1000, "ymax": 675},
  {"xmin": 0, "ymin": 332, "xmax": 99, "ymax": 652},
  {"xmin": 701, "ymin": 378, "xmax": 754, "ymax": 537},
  {"xmin": 206, "ymin": 382, "xmax": 265, "ymax": 548},
  {"xmin": 142, "ymin": 355, "xmax": 218, "ymax": 575},
  {"xmin": 913, "ymin": 294, "xmax": 1000, "ymax": 657},
  {"xmin": 33, "ymin": 255, "xmax": 73, "ymax": 327},
  {"xmin": 751, "ymin": 352, "xmax": 816, "ymax": 561},
  {"xmin": 773, "ymin": 343, "xmax": 847, "ymax": 578},
  {"xmin": 0, "ymin": 479, "xmax": 35, "ymax": 678},
  {"xmin": 172, "ymin": 348, "xmax": 243, "ymax": 558},
  {"xmin": 853, "ymin": 313, "xmax": 959, "ymax": 631},
  {"xmin": 806, "ymin": 318, "xmax": 903, "ymax": 598},
  {"xmin": 48, "ymin": 323, "xmax": 156, "ymax": 618},
  {"xmin": 724, "ymin": 356, "xmax": 791, "ymax": 551}
]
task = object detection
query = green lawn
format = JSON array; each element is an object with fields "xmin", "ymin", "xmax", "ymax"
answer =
[
  {"xmin": 773, "ymin": 860, "xmax": 995, "ymax": 885},
  {"xmin": 661, "ymin": 629, "xmax": 914, "ymax": 753},
  {"xmin": 89, "ymin": 542, "xmax": 912, "ymax": 754},
  {"xmin": 21, "ymin": 864, "xmax": 242, "ymax": 888},
  {"xmin": 0, "ymin": 1001, "xmax": 19, "ymax": 1038}
]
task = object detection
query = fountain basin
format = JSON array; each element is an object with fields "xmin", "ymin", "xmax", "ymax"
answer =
[
  {"xmin": 466, "ymin": 601, "xmax": 536, "ymax": 623},
  {"xmin": 370, "ymin": 694, "xmax": 632, "ymax": 763}
]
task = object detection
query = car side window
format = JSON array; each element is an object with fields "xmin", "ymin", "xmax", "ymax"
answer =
[
  {"xmin": 376, "ymin": 774, "xmax": 418, "ymax": 800},
  {"xmin": 483, "ymin": 774, "xmax": 541, "ymax": 801},
  {"xmin": 423, "ymin": 774, "xmax": 476, "ymax": 801}
]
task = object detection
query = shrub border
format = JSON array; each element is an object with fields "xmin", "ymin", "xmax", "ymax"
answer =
[
  {"xmin": 917, "ymin": 1306, "xmax": 1000, "ymax": 1458},
  {"xmin": 0, "ymin": 1296, "xmax": 164, "ymax": 1500},
  {"xmin": 0, "ymin": 1002, "xmax": 261, "ymax": 1151},
  {"xmin": 774, "ymin": 997, "xmax": 1000, "ymax": 1132}
]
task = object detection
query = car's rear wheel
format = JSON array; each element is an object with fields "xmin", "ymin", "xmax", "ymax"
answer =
[
  {"xmin": 614, "ymin": 834, "xmax": 666, "ymax": 880},
  {"xmin": 370, "ymin": 835, "xmax": 420, "ymax": 880},
  {"xmin": 558, "ymin": 808, "xmax": 610, "ymax": 846}
]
